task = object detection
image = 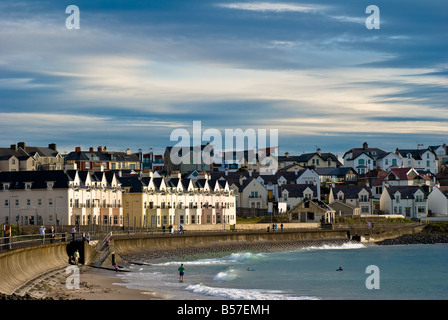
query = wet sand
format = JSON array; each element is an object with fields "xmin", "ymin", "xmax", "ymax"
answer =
[{"xmin": 36, "ymin": 266, "xmax": 168, "ymax": 300}]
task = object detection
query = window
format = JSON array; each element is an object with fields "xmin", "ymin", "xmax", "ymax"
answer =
[
  {"xmin": 283, "ymin": 193, "xmax": 288, "ymax": 201},
  {"xmin": 395, "ymin": 195, "xmax": 400, "ymax": 203},
  {"xmin": 358, "ymin": 159, "xmax": 365, "ymax": 166},
  {"xmin": 15, "ymin": 199, "xmax": 19, "ymax": 206},
  {"xmin": 49, "ymin": 198, "xmax": 53, "ymax": 206},
  {"xmin": 360, "ymin": 194, "xmax": 368, "ymax": 202},
  {"xmin": 4, "ymin": 200, "xmax": 8, "ymax": 207},
  {"xmin": 27, "ymin": 199, "xmax": 31, "ymax": 206},
  {"xmin": 38, "ymin": 199, "xmax": 42, "ymax": 206},
  {"xmin": 426, "ymin": 161, "xmax": 430, "ymax": 167},
  {"xmin": 392, "ymin": 159, "xmax": 397, "ymax": 166}
]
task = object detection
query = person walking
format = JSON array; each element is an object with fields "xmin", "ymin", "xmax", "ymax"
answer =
[
  {"xmin": 71, "ymin": 226, "xmax": 76, "ymax": 242},
  {"xmin": 178, "ymin": 263, "xmax": 185, "ymax": 281},
  {"xmin": 39, "ymin": 225, "xmax": 46, "ymax": 244},
  {"xmin": 50, "ymin": 226, "xmax": 55, "ymax": 243}
]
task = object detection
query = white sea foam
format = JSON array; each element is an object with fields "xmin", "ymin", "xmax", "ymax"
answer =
[
  {"xmin": 186, "ymin": 283, "xmax": 319, "ymax": 300},
  {"xmin": 301, "ymin": 242, "xmax": 366, "ymax": 251},
  {"xmin": 213, "ymin": 268, "xmax": 239, "ymax": 282},
  {"xmin": 152, "ymin": 252, "xmax": 263, "ymax": 266}
]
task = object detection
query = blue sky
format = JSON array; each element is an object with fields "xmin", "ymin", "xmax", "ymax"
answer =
[{"xmin": 0, "ymin": 0, "xmax": 447, "ymax": 157}]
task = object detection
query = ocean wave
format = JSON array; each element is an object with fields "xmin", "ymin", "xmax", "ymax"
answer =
[
  {"xmin": 186, "ymin": 283, "xmax": 319, "ymax": 300},
  {"xmin": 301, "ymin": 242, "xmax": 366, "ymax": 251},
  {"xmin": 152, "ymin": 252, "xmax": 263, "ymax": 266}
]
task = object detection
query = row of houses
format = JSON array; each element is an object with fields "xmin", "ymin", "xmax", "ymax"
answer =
[
  {"xmin": 2, "ymin": 142, "xmax": 447, "ymax": 176},
  {"xmin": 0, "ymin": 170, "xmax": 236, "ymax": 228}
]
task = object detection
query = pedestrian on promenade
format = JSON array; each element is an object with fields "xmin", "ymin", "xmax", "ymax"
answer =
[
  {"xmin": 169, "ymin": 225, "xmax": 173, "ymax": 235},
  {"xmin": 178, "ymin": 263, "xmax": 185, "ymax": 281},
  {"xmin": 281, "ymin": 223, "xmax": 284, "ymax": 232},
  {"xmin": 40, "ymin": 225, "xmax": 46, "ymax": 244},
  {"xmin": 162, "ymin": 225, "xmax": 166, "ymax": 235},
  {"xmin": 71, "ymin": 226, "xmax": 76, "ymax": 242},
  {"xmin": 180, "ymin": 224, "xmax": 184, "ymax": 235},
  {"xmin": 50, "ymin": 226, "xmax": 55, "ymax": 243}
]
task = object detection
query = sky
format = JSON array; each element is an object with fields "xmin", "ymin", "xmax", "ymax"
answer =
[{"xmin": 0, "ymin": 0, "xmax": 447, "ymax": 158}]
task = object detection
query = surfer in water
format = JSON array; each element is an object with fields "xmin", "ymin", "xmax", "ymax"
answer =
[
  {"xmin": 337, "ymin": 266, "xmax": 343, "ymax": 271},
  {"xmin": 247, "ymin": 267, "xmax": 255, "ymax": 271}
]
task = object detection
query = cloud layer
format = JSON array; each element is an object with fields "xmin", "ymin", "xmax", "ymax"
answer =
[{"xmin": 0, "ymin": 0, "xmax": 447, "ymax": 155}]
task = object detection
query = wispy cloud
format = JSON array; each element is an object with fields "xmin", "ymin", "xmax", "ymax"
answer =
[{"xmin": 216, "ymin": 2, "xmax": 326, "ymax": 13}]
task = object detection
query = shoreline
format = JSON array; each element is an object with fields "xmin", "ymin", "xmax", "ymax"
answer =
[{"xmin": 3, "ymin": 233, "xmax": 448, "ymax": 301}]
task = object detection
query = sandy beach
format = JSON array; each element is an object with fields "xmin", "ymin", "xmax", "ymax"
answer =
[{"xmin": 37, "ymin": 265, "xmax": 169, "ymax": 300}]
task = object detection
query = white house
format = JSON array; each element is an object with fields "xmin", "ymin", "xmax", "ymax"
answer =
[
  {"xmin": 280, "ymin": 184, "xmax": 318, "ymax": 211},
  {"xmin": 0, "ymin": 170, "xmax": 123, "ymax": 227},
  {"xmin": 380, "ymin": 186, "xmax": 428, "ymax": 219},
  {"xmin": 343, "ymin": 142, "xmax": 387, "ymax": 174},
  {"xmin": 395, "ymin": 148, "xmax": 438, "ymax": 174},
  {"xmin": 428, "ymin": 186, "xmax": 448, "ymax": 216},
  {"xmin": 376, "ymin": 152, "xmax": 403, "ymax": 171},
  {"xmin": 329, "ymin": 185, "xmax": 374, "ymax": 215}
]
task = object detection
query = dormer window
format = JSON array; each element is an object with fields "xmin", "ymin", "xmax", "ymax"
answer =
[
  {"xmin": 25, "ymin": 182, "xmax": 32, "ymax": 190},
  {"xmin": 46, "ymin": 182, "xmax": 54, "ymax": 190},
  {"xmin": 3, "ymin": 183, "xmax": 10, "ymax": 191}
]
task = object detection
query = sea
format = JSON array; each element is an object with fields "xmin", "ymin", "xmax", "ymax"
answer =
[{"xmin": 114, "ymin": 242, "xmax": 448, "ymax": 300}]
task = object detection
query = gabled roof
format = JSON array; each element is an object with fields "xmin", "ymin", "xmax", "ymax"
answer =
[
  {"xmin": 314, "ymin": 167, "xmax": 357, "ymax": 175},
  {"xmin": 385, "ymin": 186, "xmax": 426, "ymax": 199},
  {"xmin": 331, "ymin": 185, "xmax": 372, "ymax": 199},
  {"xmin": 395, "ymin": 148, "xmax": 435, "ymax": 160},
  {"xmin": 281, "ymin": 184, "xmax": 317, "ymax": 198}
]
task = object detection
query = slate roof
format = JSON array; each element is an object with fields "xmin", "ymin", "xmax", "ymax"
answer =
[
  {"xmin": 385, "ymin": 186, "xmax": 427, "ymax": 199},
  {"xmin": 280, "ymin": 184, "xmax": 317, "ymax": 198},
  {"xmin": 0, "ymin": 170, "xmax": 73, "ymax": 190},
  {"xmin": 331, "ymin": 185, "xmax": 372, "ymax": 199}
]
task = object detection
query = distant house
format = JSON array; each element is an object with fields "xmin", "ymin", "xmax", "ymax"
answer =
[
  {"xmin": 343, "ymin": 142, "xmax": 387, "ymax": 174},
  {"xmin": 373, "ymin": 167, "xmax": 432, "ymax": 188},
  {"xmin": 379, "ymin": 186, "xmax": 428, "ymax": 219},
  {"xmin": 65, "ymin": 146, "xmax": 141, "ymax": 171},
  {"xmin": 314, "ymin": 167, "xmax": 358, "ymax": 186},
  {"xmin": 0, "ymin": 142, "xmax": 64, "ymax": 171},
  {"xmin": 329, "ymin": 185, "xmax": 373, "ymax": 215},
  {"xmin": 395, "ymin": 147, "xmax": 437, "ymax": 174},
  {"xmin": 287, "ymin": 198, "xmax": 336, "ymax": 223},
  {"xmin": 427, "ymin": 187, "xmax": 448, "ymax": 216},
  {"xmin": 280, "ymin": 184, "xmax": 318, "ymax": 211},
  {"xmin": 278, "ymin": 149, "xmax": 342, "ymax": 169},
  {"xmin": 329, "ymin": 201, "xmax": 359, "ymax": 217}
]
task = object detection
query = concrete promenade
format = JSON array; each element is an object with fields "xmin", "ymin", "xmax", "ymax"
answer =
[{"xmin": 0, "ymin": 224, "xmax": 424, "ymax": 296}]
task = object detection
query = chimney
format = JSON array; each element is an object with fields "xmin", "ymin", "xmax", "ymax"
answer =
[
  {"xmin": 89, "ymin": 147, "xmax": 94, "ymax": 152},
  {"xmin": 98, "ymin": 146, "xmax": 103, "ymax": 152},
  {"xmin": 75, "ymin": 146, "xmax": 81, "ymax": 154},
  {"xmin": 18, "ymin": 142, "xmax": 26, "ymax": 150},
  {"xmin": 363, "ymin": 142, "xmax": 368, "ymax": 150},
  {"xmin": 239, "ymin": 175, "xmax": 243, "ymax": 186},
  {"xmin": 126, "ymin": 148, "xmax": 131, "ymax": 155},
  {"xmin": 317, "ymin": 148, "xmax": 321, "ymax": 155},
  {"xmin": 48, "ymin": 143, "xmax": 57, "ymax": 151},
  {"xmin": 10, "ymin": 144, "xmax": 17, "ymax": 151},
  {"xmin": 225, "ymin": 167, "xmax": 228, "ymax": 176},
  {"xmin": 249, "ymin": 169, "xmax": 252, "ymax": 177},
  {"xmin": 285, "ymin": 152, "xmax": 289, "ymax": 158},
  {"xmin": 104, "ymin": 146, "xmax": 108, "ymax": 152}
]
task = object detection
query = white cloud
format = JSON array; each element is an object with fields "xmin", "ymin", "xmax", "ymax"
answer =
[{"xmin": 216, "ymin": 2, "xmax": 326, "ymax": 13}]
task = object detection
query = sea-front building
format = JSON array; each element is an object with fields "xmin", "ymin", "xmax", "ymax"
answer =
[
  {"xmin": 118, "ymin": 172, "xmax": 236, "ymax": 229},
  {"xmin": 0, "ymin": 170, "xmax": 123, "ymax": 227}
]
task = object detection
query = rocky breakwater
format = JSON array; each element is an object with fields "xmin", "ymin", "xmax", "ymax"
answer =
[{"xmin": 376, "ymin": 233, "xmax": 448, "ymax": 245}]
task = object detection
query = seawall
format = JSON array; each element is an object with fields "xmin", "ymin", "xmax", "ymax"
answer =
[{"xmin": 0, "ymin": 243, "xmax": 70, "ymax": 295}]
